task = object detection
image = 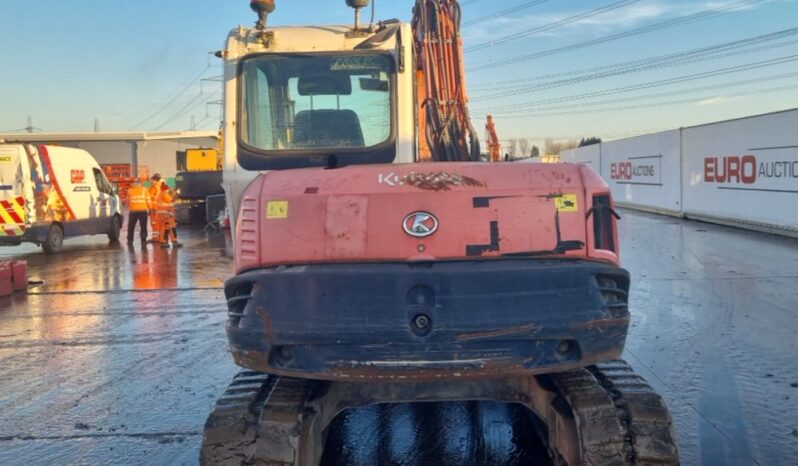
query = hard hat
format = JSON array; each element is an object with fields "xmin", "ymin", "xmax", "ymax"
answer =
[{"xmin": 151, "ymin": 173, "xmax": 162, "ymax": 181}]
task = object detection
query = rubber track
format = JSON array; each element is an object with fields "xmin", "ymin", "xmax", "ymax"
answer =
[
  {"xmin": 550, "ymin": 369, "xmax": 626, "ymax": 466},
  {"xmin": 550, "ymin": 360, "xmax": 679, "ymax": 466},
  {"xmin": 201, "ymin": 373, "xmax": 316, "ymax": 466},
  {"xmin": 590, "ymin": 361, "xmax": 680, "ymax": 465},
  {"xmin": 200, "ymin": 371, "xmax": 275, "ymax": 465}
]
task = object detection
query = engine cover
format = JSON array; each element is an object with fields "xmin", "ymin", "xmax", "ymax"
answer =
[{"xmin": 234, "ymin": 162, "xmax": 620, "ymax": 272}]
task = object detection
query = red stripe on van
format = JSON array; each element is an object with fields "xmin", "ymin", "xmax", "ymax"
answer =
[
  {"xmin": 38, "ymin": 145, "xmax": 76, "ymax": 221},
  {"xmin": 6, "ymin": 209, "xmax": 23, "ymax": 225}
]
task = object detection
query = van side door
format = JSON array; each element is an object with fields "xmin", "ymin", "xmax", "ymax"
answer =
[{"xmin": 91, "ymin": 168, "xmax": 115, "ymax": 223}]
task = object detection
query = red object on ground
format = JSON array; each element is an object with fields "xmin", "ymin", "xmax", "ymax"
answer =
[
  {"xmin": 11, "ymin": 260, "xmax": 27, "ymax": 292},
  {"xmin": 0, "ymin": 262, "xmax": 13, "ymax": 297}
]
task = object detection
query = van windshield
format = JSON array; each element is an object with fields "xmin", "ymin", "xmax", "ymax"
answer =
[{"xmin": 239, "ymin": 53, "xmax": 394, "ymax": 153}]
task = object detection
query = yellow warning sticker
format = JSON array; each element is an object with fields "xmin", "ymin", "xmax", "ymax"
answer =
[
  {"xmin": 266, "ymin": 201, "xmax": 289, "ymax": 219},
  {"xmin": 555, "ymin": 194, "xmax": 578, "ymax": 212},
  {"xmin": 0, "ymin": 156, "xmax": 12, "ymax": 163}
]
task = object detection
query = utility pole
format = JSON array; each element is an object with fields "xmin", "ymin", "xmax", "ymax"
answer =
[
  {"xmin": 94, "ymin": 118, "xmax": 100, "ymax": 133},
  {"xmin": 190, "ymin": 116, "xmax": 197, "ymax": 131},
  {"xmin": 26, "ymin": 115, "xmax": 34, "ymax": 133}
]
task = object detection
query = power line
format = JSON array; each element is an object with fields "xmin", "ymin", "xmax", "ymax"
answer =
[
  {"xmin": 463, "ymin": 0, "xmax": 550, "ymax": 27},
  {"xmin": 468, "ymin": 0, "xmax": 769, "ymax": 71},
  {"xmin": 152, "ymin": 88, "xmax": 222, "ymax": 131},
  {"xmin": 475, "ymin": 82, "xmax": 798, "ymax": 120},
  {"xmin": 493, "ymin": 128, "xmax": 675, "ymax": 142},
  {"xmin": 472, "ymin": 39, "xmax": 798, "ymax": 99},
  {"xmin": 470, "ymin": 37, "xmax": 798, "ymax": 101},
  {"xmin": 478, "ymin": 71, "xmax": 798, "ymax": 115},
  {"xmin": 470, "ymin": 27, "xmax": 798, "ymax": 92},
  {"xmin": 127, "ymin": 63, "xmax": 211, "ymax": 131},
  {"xmin": 465, "ymin": 0, "xmax": 643, "ymax": 53},
  {"xmin": 477, "ymin": 54, "xmax": 798, "ymax": 112}
]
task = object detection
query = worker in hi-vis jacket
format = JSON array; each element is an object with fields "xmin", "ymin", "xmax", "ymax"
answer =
[
  {"xmin": 127, "ymin": 178, "xmax": 151, "ymax": 244},
  {"xmin": 155, "ymin": 184, "xmax": 181, "ymax": 248},
  {"xmin": 148, "ymin": 174, "xmax": 164, "ymax": 243}
]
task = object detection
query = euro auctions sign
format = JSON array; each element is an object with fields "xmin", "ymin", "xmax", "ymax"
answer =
[
  {"xmin": 704, "ymin": 150, "xmax": 798, "ymax": 193},
  {"xmin": 609, "ymin": 155, "xmax": 662, "ymax": 186}
]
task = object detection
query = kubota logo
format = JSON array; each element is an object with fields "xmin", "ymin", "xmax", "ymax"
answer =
[{"xmin": 403, "ymin": 212, "xmax": 439, "ymax": 238}]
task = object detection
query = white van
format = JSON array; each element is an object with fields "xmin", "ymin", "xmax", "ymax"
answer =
[{"xmin": 0, "ymin": 143, "xmax": 122, "ymax": 253}]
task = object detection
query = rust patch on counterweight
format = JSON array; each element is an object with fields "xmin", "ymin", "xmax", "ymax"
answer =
[
  {"xmin": 455, "ymin": 323, "xmax": 540, "ymax": 342},
  {"xmin": 256, "ymin": 306, "xmax": 275, "ymax": 341}
]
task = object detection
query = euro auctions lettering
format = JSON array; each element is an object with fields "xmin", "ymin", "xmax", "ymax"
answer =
[
  {"xmin": 610, "ymin": 162, "xmax": 656, "ymax": 180},
  {"xmin": 609, "ymin": 156, "xmax": 662, "ymax": 186},
  {"xmin": 610, "ymin": 154, "xmax": 662, "ymax": 186},
  {"xmin": 705, "ymin": 156, "xmax": 798, "ymax": 184}
]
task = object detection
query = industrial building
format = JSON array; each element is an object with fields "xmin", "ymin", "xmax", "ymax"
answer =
[{"xmin": 0, "ymin": 131, "xmax": 218, "ymax": 182}]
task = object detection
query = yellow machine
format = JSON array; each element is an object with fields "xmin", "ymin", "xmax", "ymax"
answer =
[
  {"xmin": 185, "ymin": 148, "xmax": 222, "ymax": 172},
  {"xmin": 175, "ymin": 146, "xmax": 224, "ymax": 224}
]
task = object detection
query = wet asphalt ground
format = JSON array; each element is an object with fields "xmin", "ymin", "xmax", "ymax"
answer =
[{"xmin": 0, "ymin": 210, "xmax": 796, "ymax": 465}]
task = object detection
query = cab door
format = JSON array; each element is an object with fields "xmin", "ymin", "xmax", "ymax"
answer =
[
  {"xmin": 0, "ymin": 145, "xmax": 31, "ymax": 237},
  {"xmin": 91, "ymin": 167, "xmax": 115, "ymax": 230}
]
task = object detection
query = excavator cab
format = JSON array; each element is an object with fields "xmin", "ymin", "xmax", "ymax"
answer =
[
  {"xmin": 241, "ymin": 55, "xmax": 389, "ymax": 148},
  {"xmin": 235, "ymin": 47, "xmax": 403, "ymax": 171}
]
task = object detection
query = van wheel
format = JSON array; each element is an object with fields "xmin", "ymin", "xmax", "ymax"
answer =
[
  {"xmin": 42, "ymin": 225, "xmax": 64, "ymax": 254},
  {"xmin": 108, "ymin": 215, "xmax": 122, "ymax": 242}
]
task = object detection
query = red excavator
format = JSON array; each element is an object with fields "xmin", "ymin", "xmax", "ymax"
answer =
[
  {"xmin": 486, "ymin": 114, "xmax": 502, "ymax": 162},
  {"xmin": 202, "ymin": 1, "xmax": 679, "ymax": 464}
]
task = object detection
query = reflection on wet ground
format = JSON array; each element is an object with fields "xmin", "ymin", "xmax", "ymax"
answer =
[
  {"xmin": 619, "ymin": 212, "xmax": 798, "ymax": 465},
  {"xmin": 0, "ymin": 212, "xmax": 796, "ymax": 465},
  {"xmin": 321, "ymin": 402, "xmax": 551, "ymax": 466}
]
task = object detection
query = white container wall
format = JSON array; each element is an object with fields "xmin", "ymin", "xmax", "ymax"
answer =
[
  {"xmin": 682, "ymin": 109, "xmax": 798, "ymax": 232},
  {"xmin": 554, "ymin": 108, "xmax": 798, "ymax": 236},
  {"xmin": 560, "ymin": 144, "xmax": 600, "ymax": 168},
  {"xmin": 600, "ymin": 130, "xmax": 682, "ymax": 214}
]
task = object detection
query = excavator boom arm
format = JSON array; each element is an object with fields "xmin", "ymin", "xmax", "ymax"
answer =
[{"xmin": 412, "ymin": 0, "xmax": 480, "ymax": 161}]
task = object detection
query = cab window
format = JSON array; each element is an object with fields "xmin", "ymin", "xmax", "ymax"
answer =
[
  {"xmin": 92, "ymin": 168, "xmax": 113, "ymax": 195},
  {"xmin": 240, "ymin": 54, "xmax": 394, "ymax": 152}
]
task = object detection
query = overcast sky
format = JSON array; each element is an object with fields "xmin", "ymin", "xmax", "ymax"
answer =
[{"xmin": 1, "ymin": 0, "xmax": 797, "ymax": 144}]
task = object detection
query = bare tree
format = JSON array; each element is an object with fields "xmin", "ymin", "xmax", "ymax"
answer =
[
  {"xmin": 507, "ymin": 139, "xmax": 519, "ymax": 158},
  {"xmin": 544, "ymin": 138, "xmax": 578, "ymax": 155},
  {"xmin": 518, "ymin": 138, "xmax": 530, "ymax": 158}
]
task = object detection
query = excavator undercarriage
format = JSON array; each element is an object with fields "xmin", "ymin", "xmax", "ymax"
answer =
[{"xmin": 201, "ymin": 361, "xmax": 678, "ymax": 465}]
